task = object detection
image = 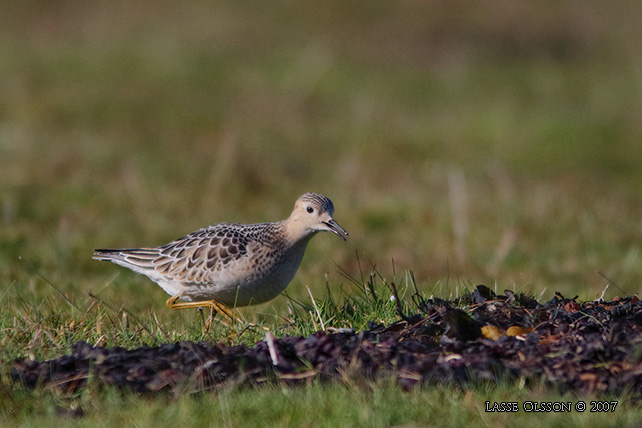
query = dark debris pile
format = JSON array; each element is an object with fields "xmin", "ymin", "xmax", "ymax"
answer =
[{"xmin": 12, "ymin": 286, "xmax": 642, "ymax": 396}]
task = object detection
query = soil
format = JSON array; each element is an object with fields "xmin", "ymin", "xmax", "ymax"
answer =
[{"xmin": 11, "ymin": 286, "xmax": 642, "ymax": 396}]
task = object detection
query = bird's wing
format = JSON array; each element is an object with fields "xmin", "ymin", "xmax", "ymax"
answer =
[{"xmin": 94, "ymin": 223, "xmax": 273, "ymax": 284}]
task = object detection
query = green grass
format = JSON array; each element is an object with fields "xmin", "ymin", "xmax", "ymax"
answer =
[
  {"xmin": 3, "ymin": 1, "xmax": 642, "ymax": 426},
  {"xmin": 4, "ymin": 382, "xmax": 641, "ymax": 428}
]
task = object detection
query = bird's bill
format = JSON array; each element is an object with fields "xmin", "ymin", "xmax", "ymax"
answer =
[{"xmin": 323, "ymin": 219, "xmax": 348, "ymax": 241}]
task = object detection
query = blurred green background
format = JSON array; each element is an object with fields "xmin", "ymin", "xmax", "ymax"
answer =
[{"xmin": 3, "ymin": 0, "xmax": 642, "ymax": 317}]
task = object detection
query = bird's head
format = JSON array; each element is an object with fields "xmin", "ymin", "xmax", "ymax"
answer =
[{"xmin": 287, "ymin": 192, "xmax": 348, "ymax": 241}]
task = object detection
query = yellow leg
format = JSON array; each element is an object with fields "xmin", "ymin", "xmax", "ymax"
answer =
[{"xmin": 166, "ymin": 294, "xmax": 239, "ymax": 324}]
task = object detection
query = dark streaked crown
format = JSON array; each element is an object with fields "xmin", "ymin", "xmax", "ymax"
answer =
[{"xmin": 297, "ymin": 192, "xmax": 335, "ymax": 215}]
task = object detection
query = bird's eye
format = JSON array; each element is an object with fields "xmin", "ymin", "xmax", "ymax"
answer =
[{"xmin": 306, "ymin": 206, "xmax": 314, "ymax": 214}]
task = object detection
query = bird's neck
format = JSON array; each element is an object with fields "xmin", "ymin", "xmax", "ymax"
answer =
[{"xmin": 281, "ymin": 218, "xmax": 317, "ymax": 245}]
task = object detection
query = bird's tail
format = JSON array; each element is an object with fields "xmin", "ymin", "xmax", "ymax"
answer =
[
  {"xmin": 93, "ymin": 248, "xmax": 160, "ymax": 266},
  {"xmin": 93, "ymin": 248, "xmax": 132, "ymax": 262}
]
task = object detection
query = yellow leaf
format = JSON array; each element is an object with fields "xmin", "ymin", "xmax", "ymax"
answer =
[
  {"xmin": 506, "ymin": 326, "xmax": 533, "ymax": 336},
  {"xmin": 481, "ymin": 325, "xmax": 505, "ymax": 340}
]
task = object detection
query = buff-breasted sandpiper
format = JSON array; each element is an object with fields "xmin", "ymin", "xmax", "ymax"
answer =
[{"xmin": 93, "ymin": 192, "xmax": 347, "ymax": 322}]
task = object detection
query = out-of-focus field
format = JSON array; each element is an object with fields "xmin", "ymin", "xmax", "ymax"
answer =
[
  {"xmin": 4, "ymin": 1, "xmax": 642, "ymax": 310},
  {"xmin": 2, "ymin": 1, "xmax": 642, "ymax": 426}
]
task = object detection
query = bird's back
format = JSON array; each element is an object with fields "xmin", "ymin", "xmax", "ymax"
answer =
[{"xmin": 93, "ymin": 221, "xmax": 307, "ymax": 306}]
